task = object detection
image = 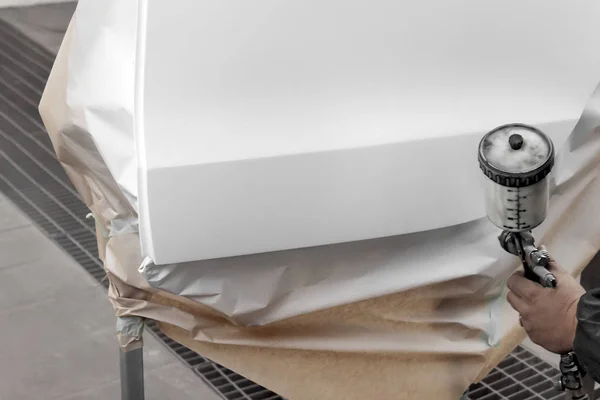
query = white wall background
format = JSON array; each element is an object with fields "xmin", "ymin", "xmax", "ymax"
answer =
[{"xmin": 0, "ymin": 0, "xmax": 73, "ymax": 8}]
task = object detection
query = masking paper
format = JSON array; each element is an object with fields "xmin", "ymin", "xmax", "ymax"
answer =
[{"xmin": 39, "ymin": 0, "xmax": 600, "ymax": 398}]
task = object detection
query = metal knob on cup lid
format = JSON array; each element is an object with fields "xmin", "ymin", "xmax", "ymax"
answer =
[{"xmin": 478, "ymin": 123, "xmax": 555, "ymax": 188}]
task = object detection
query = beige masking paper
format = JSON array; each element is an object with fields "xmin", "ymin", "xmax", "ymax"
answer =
[{"xmin": 39, "ymin": 0, "xmax": 600, "ymax": 398}]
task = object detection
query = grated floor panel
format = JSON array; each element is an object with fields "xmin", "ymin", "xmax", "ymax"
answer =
[{"xmin": 0, "ymin": 16, "xmax": 594, "ymax": 400}]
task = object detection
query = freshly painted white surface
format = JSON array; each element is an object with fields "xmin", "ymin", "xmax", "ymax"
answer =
[
  {"xmin": 135, "ymin": 0, "xmax": 600, "ymax": 264},
  {"xmin": 0, "ymin": 0, "xmax": 73, "ymax": 8}
]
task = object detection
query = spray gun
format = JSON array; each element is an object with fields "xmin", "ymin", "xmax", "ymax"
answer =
[{"xmin": 478, "ymin": 123, "xmax": 588, "ymax": 400}]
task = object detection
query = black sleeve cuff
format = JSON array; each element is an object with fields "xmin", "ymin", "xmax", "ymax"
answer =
[{"xmin": 574, "ymin": 288, "xmax": 600, "ymax": 382}]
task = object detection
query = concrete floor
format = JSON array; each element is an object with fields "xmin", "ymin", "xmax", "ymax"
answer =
[
  {"xmin": 0, "ymin": 3, "xmax": 222, "ymax": 399},
  {"xmin": 0, "ymin": 194, "xmax": 222, "ymax": 400}
]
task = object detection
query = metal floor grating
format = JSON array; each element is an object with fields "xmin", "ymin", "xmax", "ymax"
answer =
[
  {"xmin": 0, "ymin": 16, "xmax": 594, "ymax": 400},
  {"xmin": 468, "ymin": 347, "xmax": 563, "ymax": 400}
]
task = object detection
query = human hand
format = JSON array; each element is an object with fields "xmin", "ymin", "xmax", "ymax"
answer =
[{"xmin": 506, "ymin": 247, "xmax": 585, "ymax": 354}]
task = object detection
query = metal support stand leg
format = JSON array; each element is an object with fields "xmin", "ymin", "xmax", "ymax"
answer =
[
  {"xmin": 120, "ymin": 345, "xmax": 145, "ymax": 400},
  {"xmin": 117, "ymin": 316, "xmax": 146, "ymax": 400}
]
